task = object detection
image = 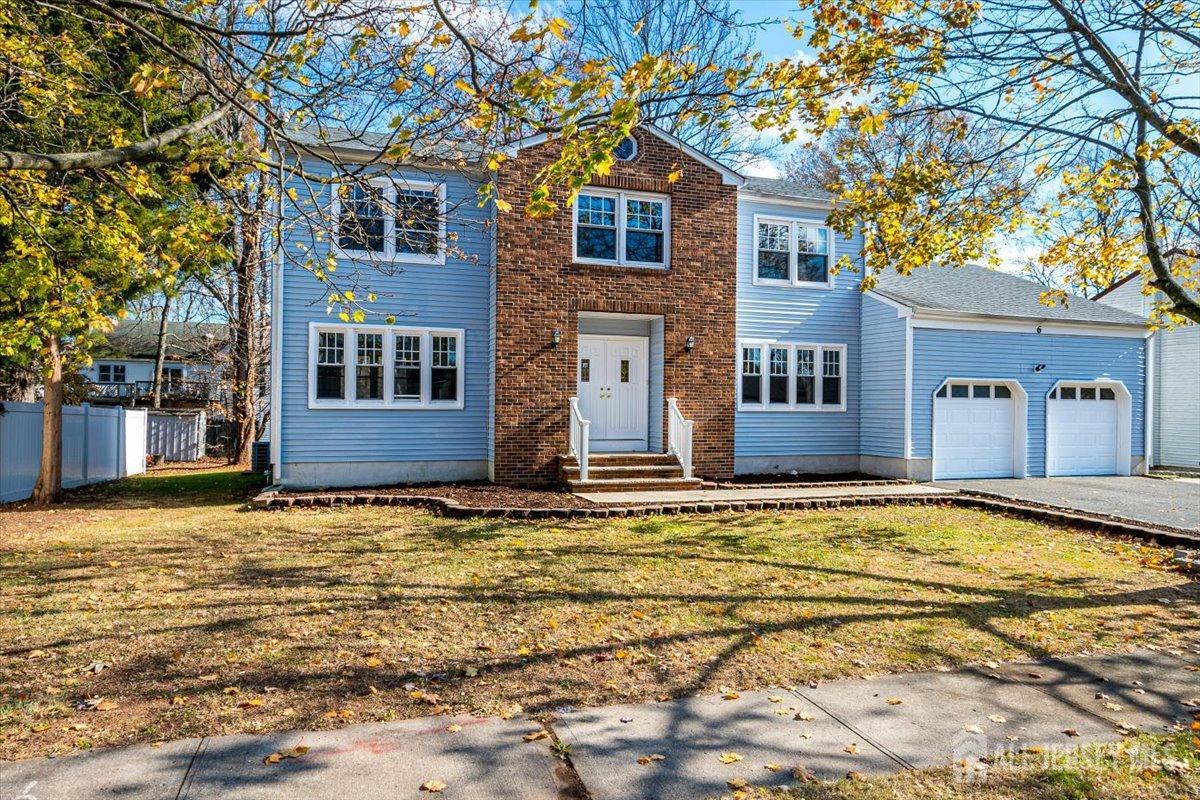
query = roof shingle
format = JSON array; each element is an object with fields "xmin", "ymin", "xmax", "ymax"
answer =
[{"xmin": 872, "ymin": 264, "xmax": 1148, "ymax": 326}]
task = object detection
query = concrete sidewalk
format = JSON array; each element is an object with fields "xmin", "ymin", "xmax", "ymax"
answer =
[
  {"xmin": 576, "ymin": 482, "xmax": 956, "ymax": 505},
  {"xmin": 3, "ymin": 649, "xmax": 1196, "ymax": 800}
]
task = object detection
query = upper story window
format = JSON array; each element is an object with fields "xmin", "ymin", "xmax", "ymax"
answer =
[
  {"xmin": 332, "ymin": 177, "xmax": 446, "ymax": 265},
  {"xmin": 753, "ymin": 214, "xmax": 833, "ymax": 288},
  {"xmin": 574, "ymin": 188, "xmax": 669, "ymax": 268},
  {"xmin": 613, "ymin": 136, "xmax": 637, "ymax": 161},
  {"xmin": 97, "ymin": 363, "xmax": 126, "ymax": 383},
  {"xmin": 309, "ymin": 323, "xmax": 463, "ymax": 409},
  {"xmin": 739, "ymin": 341, "xmax": 847, "ymax": 412}
]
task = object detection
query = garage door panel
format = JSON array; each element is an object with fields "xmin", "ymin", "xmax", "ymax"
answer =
[
  {"xmin": 934, "ymin": 389, "xmax": 1016, "ymax": 479},
  {"xmin": 1047, "ymin": 393, "xmax": 1118, "ymax": 476}
]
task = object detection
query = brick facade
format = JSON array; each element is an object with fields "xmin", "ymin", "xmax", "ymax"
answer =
[{"xmin": 493, "ymin": 130, "xmax": 737, "ymax": 485}]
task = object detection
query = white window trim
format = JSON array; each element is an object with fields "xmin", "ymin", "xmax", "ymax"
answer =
[
  {"xmin": 97, "ymin": 363, "xmax": 126, "ymax": 383},
  {"xmin": 572, "ymin": 187, "xmax": 670, "ymax": 268},
  {"xmin": 752, "ymin": 214, "xmax": 835, "ymax": 289},
  {"xmin": 737, "ymin": 340, "xmax": 847, "ymax": 412},
  {"xmin": 329, "ymin": 176, "xmax": 447, "ymax": 265},
  {"xmin": 307, "ymin": 322, "xmax": 464, "ymax": 410}
]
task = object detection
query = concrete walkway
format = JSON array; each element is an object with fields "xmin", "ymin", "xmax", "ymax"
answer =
[
  {"xmin": 576, "ymin": 482, "xmax": 956, "ymax": 505},
  {"xmin": 3, "ymin": 649, "xmax": 1196, "ymax": 800}
]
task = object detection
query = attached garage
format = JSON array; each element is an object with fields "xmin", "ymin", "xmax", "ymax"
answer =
[
  {"xmin": 865, "ymin": 265, "xmax": 1149, "ymax": 481},
  {"xmin": 932, "ymin": 380, "xmax": 1026, "ymax": 479},
  {"xmin": 1045, "ymin": 381, "xmax": 1131, "ymax": 476}
]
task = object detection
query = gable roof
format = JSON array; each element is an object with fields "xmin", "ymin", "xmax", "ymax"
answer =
[
  {"xmin": 740, "ymin": 176, "xmax": 832, "ymax": 204},
  {"xmin": 1092, "ymin": 271, "xmax": 1139, "ymax": 301},
  {"xmin": 94, "ymin": 321, "xmax": 229, "ymax": 361},
  {"xmin": 871, "ymin": 264, "xmax": 1148, "ymax": 327},
  {"xmin": 505, "ymin": 124, "xmax": 744, "ymax": 186}
]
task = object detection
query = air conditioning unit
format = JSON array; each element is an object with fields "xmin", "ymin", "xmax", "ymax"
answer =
[{"xmin": 251, "ymin": 440, "xmax": 271, "ymax": 476}]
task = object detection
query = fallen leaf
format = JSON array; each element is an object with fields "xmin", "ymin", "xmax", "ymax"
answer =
[
  {"xmin": 636, "ymin": 753, "xmax": 666, "ymax": 765},
  {"xmin": 523, "ymin": 730, "xmax": 549, "ymax": 742},
  {"xmin": 263, "ymin": 745, "xmax": 309, "ymax": 765},
  {"xmin": 844, "ymin": 743, "xmax": 859, "ymax": 754},
  {"xmin": 718, "ymin": 752, "xmax": 743, "ymax": 764},
  {"xmin": 963, "ymin": 725, "xmax": 985, "ymax": 735},
  {"xmin": 727, "ymin": 778, "xmax": 748, "ymax": 789},
  {"xmin": 1104, "ymin": 702, "xmax": 1124, "ymax": 712},
  {"xmin": 95, "ymin": 700, "xmax": 119, "ymax": 712},
  {"xmin": 794, "ymin": 711, "xmax": 814, "ymax": 721},
  {"xmin": 240, "ymin": 697, "xmax": 264, "ymax": 709},
  {"xmin": 764, "ymin": 763, "xmax": 781, "ymax": 772},
  {"xmin": 988, "ymin": 715, "xmax": 1006, "ymax": 723},
  {"xmin": 886, "ymin": 698, "xmax": 903, "ymax": 706},
  {"xmin": 1027, "ymin": 672, "xmax": 1044, "ymax": 679},
  {"xmin": 446, "ymin": 724, "xmax": 462, "ymax": 733},
  {"xmin": 846, "ymin": 771, "xmax": 866, "ymax": 781},
  {"xmin": 722, "ymin": 691, "xmax": 741, "ymax": 701},
  {"xmin": 419, "ymin": 779, "xmax": 447, "ymax": 793},
  {"xmin": 768, "ymin": 695, "xmax": 783, "ymax": 703},
  {"xmin": 1063, "ymin": 728, "xmax": 1080, "ymax": 737}
]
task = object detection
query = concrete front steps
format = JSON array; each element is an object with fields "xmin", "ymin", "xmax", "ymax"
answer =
[{"xmin": 561, "ymin": 452, "xmax": 703, "ymax": 492}]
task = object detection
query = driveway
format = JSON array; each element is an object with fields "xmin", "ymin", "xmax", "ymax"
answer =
[{"xmin": 933, "ymin": 476, "xmax": 1200, "ymax": 532}]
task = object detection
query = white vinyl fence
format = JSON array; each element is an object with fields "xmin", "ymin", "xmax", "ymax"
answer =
[
  {"xmin": 0, "ymin": 402, "xmax": 147, "ymax": 504},
  {"xmin": 146, "ymin": 410, "xmax": 206, "ymax": 462}
]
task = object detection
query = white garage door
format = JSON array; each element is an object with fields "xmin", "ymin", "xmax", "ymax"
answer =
[
  {"xmin": 934, "ymin": 382, "xmax": 1016, "ymax": 479},
  {"xmin": 1046, "ymin": 384, "xmax": 1119, "ymax": 476}
]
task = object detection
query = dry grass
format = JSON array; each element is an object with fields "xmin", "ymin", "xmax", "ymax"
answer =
[
  {"xmin": 744, "ymin": 732, "xmax": 1200, "ymax": 799},
  {"xmin": 2, "ymin": 467, "xmax": 1197, "ymax": 760}
]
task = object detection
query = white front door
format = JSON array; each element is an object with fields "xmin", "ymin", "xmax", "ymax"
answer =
[
  {"xmin": 933, "ymin": 381, "xmax": 1017, "ymax": 479},
  {"xmin": 577, "ymin": 335, "xmax": 649, "ymax": 451},
  {"xmin": 1046, "ymin": 384, "xmax": 1119, "ymax": 476}
]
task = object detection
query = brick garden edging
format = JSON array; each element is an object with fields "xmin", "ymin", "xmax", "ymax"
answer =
[
  {"xmin": 251, "ymin": 489, "xmax": 951, "ymax": 518},
  {"xmin": 250, "ymin": 486, "xmax": 1200, "ymax": 550}
]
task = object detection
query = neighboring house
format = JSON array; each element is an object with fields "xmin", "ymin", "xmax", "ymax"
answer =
[
  {"xmin": 270, "ymin": 126, "xmax": 1151, "ymax": 489},
  {"xmin": 1096, "ymin": 274, "xmax": 1200, "ymax": 470},
  {"xmin": 83, "ymin": 320, "xmax": 227, "ymax": 410}
]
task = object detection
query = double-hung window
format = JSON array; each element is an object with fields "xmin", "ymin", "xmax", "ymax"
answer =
[
  {"xmin": 309, "ymin": 324, "xmax": 464, "ymax": 409},
  {"xmin": 738, "ymin": 342, "xmax": 847, "ymax": 411},
  {"xmin": 332, "ymin": 177, "xmax": 446, "ymax": 264},
  {"xmin": 574, "ymin": 188, "xmax": 669, "ymax": 267},
  {"xmin": 753, "ymin": 215, "xmax": 833, "ymax": 287},
  {"xmin": 97, "ymin": 363, "xmax": 126, "ymax": 383}
]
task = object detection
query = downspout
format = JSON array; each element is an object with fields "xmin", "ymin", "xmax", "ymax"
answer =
[
  {"xmin": 268, "ymin": 149, "xmax": 285, "ymax": 484},
  {"xmin": 1143, "ymin": 331, "xmax": 1154, "ymax": 473}
]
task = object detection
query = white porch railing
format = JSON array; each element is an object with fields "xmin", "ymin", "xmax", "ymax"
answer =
[
  {"xmin": 667, "ymin": 397, "xmax": 694, "ymax": 479},
  {"xmin": 568, "ymin": 396, "xmax": 591, "ymax": 482}
]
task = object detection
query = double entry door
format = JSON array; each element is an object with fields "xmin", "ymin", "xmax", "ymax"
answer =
[{"xmin": 577, "ymin": 335, "xmax": 649, "ymax": 452}]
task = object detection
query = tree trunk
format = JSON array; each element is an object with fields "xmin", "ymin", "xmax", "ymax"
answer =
[
  {"xmin": 30, "ymin": 336, "xmax": 64, "ymax": 505},
  {"xmin": 151, "ymin": 296, "xmax": 171, "ymax": 409},
  {"xmin": 229, "ymin": 188, "xmax": 262, "ymax": 466}
]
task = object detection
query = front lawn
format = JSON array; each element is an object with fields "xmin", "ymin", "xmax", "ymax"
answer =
[{"xmin": 1, "ymin": 468, "xmax": 1197, "ymax": 759}]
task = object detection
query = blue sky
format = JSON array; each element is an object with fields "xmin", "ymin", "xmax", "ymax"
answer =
[{"xmin": 730, "ymin": 1, "xmax": 806, "ymax": 60}]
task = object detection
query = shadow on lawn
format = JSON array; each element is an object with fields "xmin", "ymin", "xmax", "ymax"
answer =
[{"xmin": 2, "ymin": 504, "xmax": 1196, "ymax": 761}]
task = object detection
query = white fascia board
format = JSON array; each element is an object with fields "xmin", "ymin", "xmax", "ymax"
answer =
[
  {"xmin": 863, "ymin": 290, "xmax": 914, "ymax": 317},
  {"xmin": 503, "ymin": 125, "xmax": 745, "ymax": 186},
  {"xmin": 910, "ymin": 310, "xmax": 1149, "ymax": 338},
  {"xmin": 737, "ymin": 191, "xmax": 834, "ymax": 211}
]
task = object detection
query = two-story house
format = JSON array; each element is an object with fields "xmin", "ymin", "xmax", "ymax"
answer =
[
  {"xmin": 1096, "ymin": 275, "xmax": 1199, "ymax": 470},
  {"xmin": 268, "ymin": 126, "xmax": 1151, "ymax": 490}
]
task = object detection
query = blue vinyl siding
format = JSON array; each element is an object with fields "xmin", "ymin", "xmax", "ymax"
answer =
[
  {"xmin": 911, "ymin": 328, "xmax": 1146, "ymax": 476},
  {"xmin": 859, "ymin": 295, "xmax": 908, "ymax": 458},
  {"xmin": 278, "ymin": 159, "xmax": 492, "ymax": 466},
  {"xmin": 734, "ymin": 198, "xmax": 863, "ymax": 457}
]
